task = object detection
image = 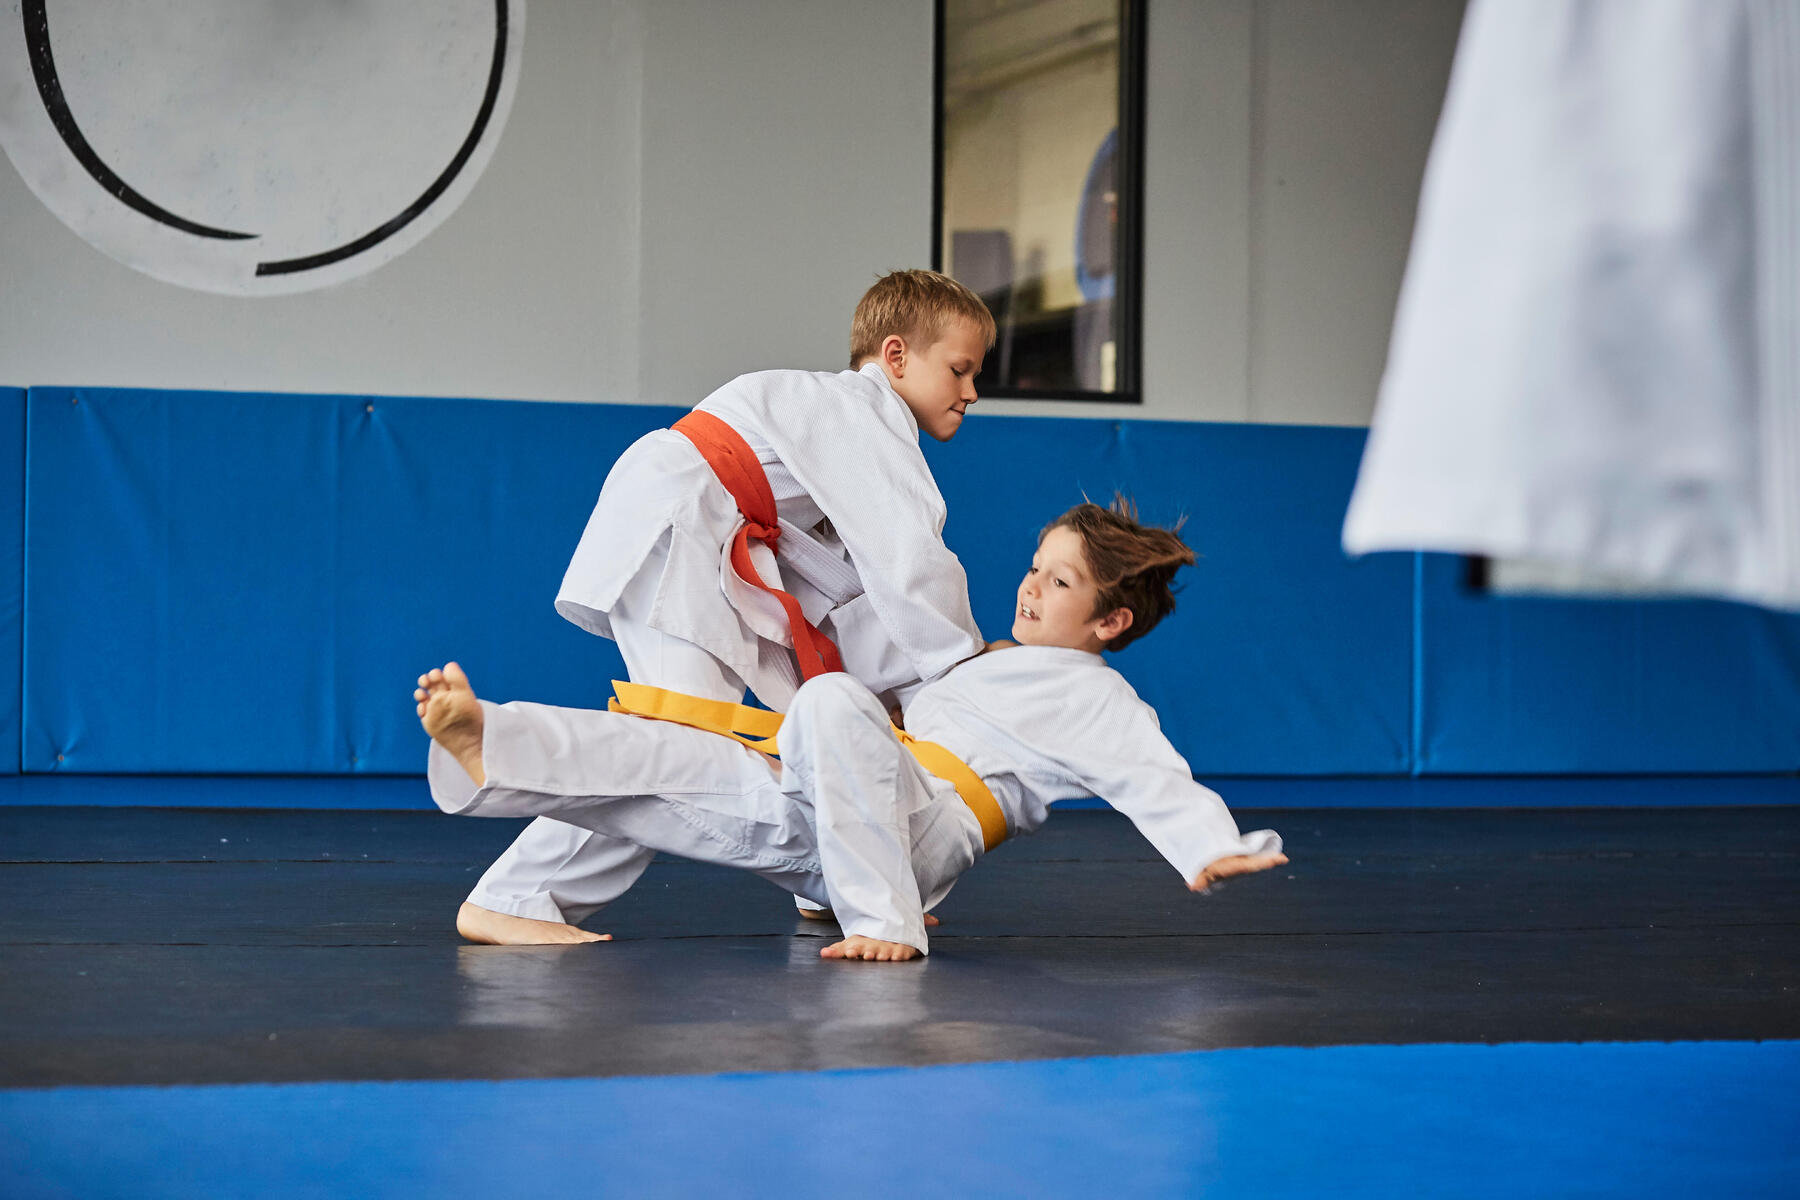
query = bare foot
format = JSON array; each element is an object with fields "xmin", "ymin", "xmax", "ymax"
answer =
[
  {"xmin": 1190, "ymin": 850, "xmax": 1289, "ymax": 892},
  {"xmin": 820, "ymin": 935, "xmax": 920, "ymax": 962},
  {"xmin": 414, "ymin": 661, "xmax": 486, "ymax": 786},
  {"xmin": 797, "ymin": 906, "xmax": 939, "ymax": 927},
  {"xmin": 456, "ymin": 901, "xmax": 610, "ymax": 945}
]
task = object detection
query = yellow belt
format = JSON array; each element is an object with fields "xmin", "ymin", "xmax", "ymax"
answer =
[{"xmin": 607, "ymin": 680, "xmax": 1007, "ymax": 852}]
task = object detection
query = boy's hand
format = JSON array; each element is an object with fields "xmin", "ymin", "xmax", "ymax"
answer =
[
  {"xmin": 1190, "ymin": 850, "xmax": 1288, "ymax": 892},
  {"xmin": 982, "ymin": 639, "xmax": 1019, "ymax": 653}
]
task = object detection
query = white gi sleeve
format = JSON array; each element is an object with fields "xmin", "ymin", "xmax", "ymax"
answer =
[{"xmin": 1070, "ymin": 687, "xmax": 1283, "ymax": 884}]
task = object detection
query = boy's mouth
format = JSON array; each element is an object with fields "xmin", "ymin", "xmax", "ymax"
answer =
[{"xmin": 1019, "ymin": 604, "xmax": 1038, "ymax": 620}]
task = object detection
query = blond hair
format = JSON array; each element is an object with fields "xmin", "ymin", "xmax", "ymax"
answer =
[
  {"xmin": 850, "ymin": 269, "xmax": 997, "ymax": 367},
  {"xmin": 1045, "ymin": 496, "xmax": 1196, "ymax": 652}
]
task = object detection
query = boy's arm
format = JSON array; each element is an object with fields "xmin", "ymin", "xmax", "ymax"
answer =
[{"xmin": 1072, "ymin": 693, "xmax": 1285, "ymax": 887}]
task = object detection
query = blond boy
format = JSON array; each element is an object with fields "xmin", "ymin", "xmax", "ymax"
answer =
[{"xmin": 460, "ymin": 270, "xmax": 1001, "ymax": 945}]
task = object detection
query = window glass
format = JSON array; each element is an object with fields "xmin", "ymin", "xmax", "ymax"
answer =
[{"xmin": 938, "ymin": 0, "xmax": 1138, "ymax": 399}]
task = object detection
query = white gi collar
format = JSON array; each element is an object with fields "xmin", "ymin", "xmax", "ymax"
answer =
[
  {"xmin": 856, "ymin": 361, "xmax": 919, "ymax": 441},
  {"xmin": 1025, "ymin": 645, "xmax": 1109, "ymax": 666},
  {"xmin": 971, "ymin": 644, "xmax": 1109, "ymax": 671}
]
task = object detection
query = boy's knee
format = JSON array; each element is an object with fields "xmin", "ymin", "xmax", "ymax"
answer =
[
  {"xmin": 789, "ymin": 673, "xmax": 881, "ymax": 720},
  {"xmin": 784, "ymin": 674, "xmax": 888, "ymax": 746}
]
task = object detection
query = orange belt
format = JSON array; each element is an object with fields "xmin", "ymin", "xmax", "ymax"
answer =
[
  {"xmin": 672, "ymin": 411, "xmax": 844, "ymax": 681},
  {"xmin": 608, "ymin": 680, "xmax": 1008, "ymax": 852}
]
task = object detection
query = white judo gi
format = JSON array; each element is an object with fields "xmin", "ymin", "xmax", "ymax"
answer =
[
  {"xmin": 560, "ymin": 361, "xmax": 984, "ymax": 703},
  {"xmin": 469, "ymin": 362, "xmax": 987, "ymax": 924},
  {"xmin": 1344, "ymin": 0, "xmax": 1800, "ymax": 610},
  {"xmin": 428, "ymin": 648, "xmax": 1282, "ymax": 954}
]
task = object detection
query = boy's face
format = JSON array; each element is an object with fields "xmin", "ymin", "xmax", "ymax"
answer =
[
  {"xmin": 885, "ymin": 317, "xmax": 987, "ymax": 442},
  {"xmin": 1012, "ymin": 526, "xmax": 1127, "ymax": 652}
]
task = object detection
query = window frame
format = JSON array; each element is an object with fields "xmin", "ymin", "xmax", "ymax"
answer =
[{"xmin": 931, "ymin": 0, "xmax": 1148, "ymax": 404}]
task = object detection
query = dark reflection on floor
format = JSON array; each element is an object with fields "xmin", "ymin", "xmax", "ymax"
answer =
[{"xmin": 1, "ymin": 802, "xmax": 1795, "ymax": 1088}]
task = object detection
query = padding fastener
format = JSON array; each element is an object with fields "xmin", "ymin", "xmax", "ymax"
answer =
[{"xmin": 364, "ymin": 403, "xmax": 374, "ymax": 413}]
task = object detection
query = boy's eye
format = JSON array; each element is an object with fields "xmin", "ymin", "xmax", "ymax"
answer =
[{"xmin": 1054, "ymin": 578, "xmax": 1068, "ymax": 588}]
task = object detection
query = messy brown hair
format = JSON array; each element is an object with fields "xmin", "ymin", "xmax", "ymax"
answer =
[
  {"xmin": 850, "ymin": 269, "xmax": 997, "ymax": 367},
  {"xmin": 1044, "ymin": 496, "xmax": 1196, "ymax": 652}
]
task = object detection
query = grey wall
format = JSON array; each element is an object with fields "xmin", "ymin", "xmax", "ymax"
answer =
[
  {"xmin": 0, "ymin": 2, "xmax": 645, "ymax": 403},
  {"xmin": 634, "ymin": 1, "xmax": 933, "ymax": 406},
  {"xmin": 1053, "ymin": 0, "xmax": 1465, "ymax": 427},
  {"xmin": 0, "ymin": 0, "xmax": 1463, "ymax": 426}
]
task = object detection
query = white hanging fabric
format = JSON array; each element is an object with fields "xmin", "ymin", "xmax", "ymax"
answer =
[{"xmin": 1343, "ymin": 0, "xmax": 1800, "ymax": 610}]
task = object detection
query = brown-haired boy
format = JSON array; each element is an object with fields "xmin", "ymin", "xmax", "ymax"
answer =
[
  {"xmin": 419, "ymin": 500, "xmax": 1286, "ymax": 961},
  {"xmin": 460, "ymin": 269, "xmax": 1002, "ymax": 946}
]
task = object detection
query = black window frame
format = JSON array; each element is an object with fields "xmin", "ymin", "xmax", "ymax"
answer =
[{"xmin": 931, "ymin": 0, "xmax": 1147, "ymax": 404}]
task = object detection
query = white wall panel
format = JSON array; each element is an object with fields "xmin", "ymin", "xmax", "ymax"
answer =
[
  {"xmin": 0, "ymin": 1, "xmax": 642, "ymax": 403},
  {"xmin": 1248, "ymin": 0, "xmax": 1464, "ymax": 426},
  {"xmin": 633, "ymin": 0, "xmax": 933, "ymax": 406},
  {"xmin": 0, "ymin": 0, "xmax": 1463, "ymax": 425}
]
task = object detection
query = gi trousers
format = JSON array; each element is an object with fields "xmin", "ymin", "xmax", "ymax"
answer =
[
  {"xmin": 432, "ymin": 674, "xmax": 983, "ymax": 953},
  {"xmin": 465, "ymin": 531, "xmax": 772, "ymax": 924}
]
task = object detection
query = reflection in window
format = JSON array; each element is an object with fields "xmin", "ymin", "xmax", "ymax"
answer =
[{"xmin": 937, "ymin": 0, "xmax": 1140, "ymax": 399}]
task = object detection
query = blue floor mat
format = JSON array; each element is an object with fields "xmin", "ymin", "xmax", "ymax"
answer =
[{"xmin": 4, "ymin": 1040, "xmax": 1795, "ymax": 1199}]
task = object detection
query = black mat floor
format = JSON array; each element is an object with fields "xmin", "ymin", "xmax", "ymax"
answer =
[{"xmin": 2, "ymin": 803, "xmax": 1796, "ymax": 1088}]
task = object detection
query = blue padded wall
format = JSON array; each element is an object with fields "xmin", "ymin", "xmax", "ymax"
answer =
[
  {"xmin": 1, "ymin": 389, "xmax": 22, "ymax": 774},
  {"xmin": 24, "ymin": 387, "xmax": 677, "ymax": 774},
  {"xmin": 928, "ymin": 418, "xmax": 1414, "ymax": 775},
  {"xmin": 20, "ymin": 386, "xmax": 1800, "ymax": 781},
  {"xmin": 1414, "ymin": 554, "xmax": 1800, "ymax": 774}
]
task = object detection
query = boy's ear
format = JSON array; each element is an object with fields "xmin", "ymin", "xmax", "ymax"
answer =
[
  {"xmin": 1095, "ymin": 606, "xmax": 1134, "ymax": 644},
  {"xmin": 881, "ymin": 333, "xmax": 907, "ymax": 376}
]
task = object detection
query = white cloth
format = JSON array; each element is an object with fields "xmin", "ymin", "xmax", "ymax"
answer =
[
  {"xmin": 431, "ymin": 675, "xmax": 984, "ymax": 953},
  {"xmin": 1343, "ymin": 0, "xmax": 1800, "ymax": 610},
  {"xmin": 904, "ymin": 646, "xmax": 1281, "ymax": 884},
  {"xmin": 433, "ymin": 656, "xmax": 1280, "ymax": 951},
  {"xmin": 465, "ymin": 547, "xmax": 746, "ymax": 925},
  {"xmin": 555, "ymin": 363, "xmax": 985, "ymax": 704}
]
